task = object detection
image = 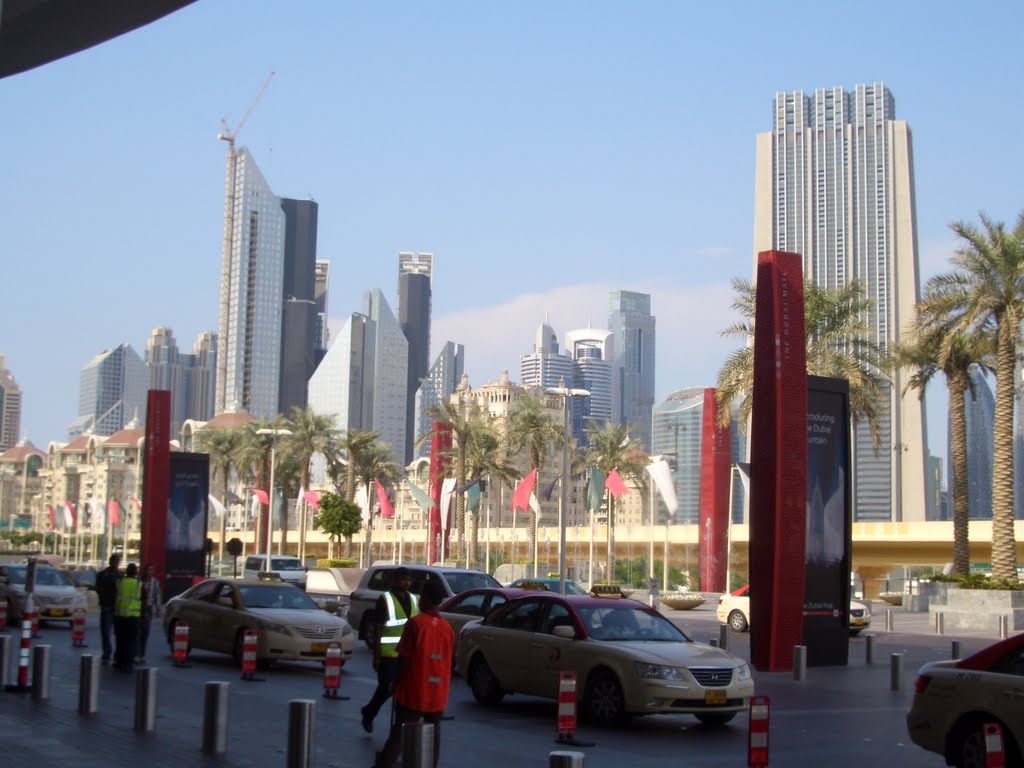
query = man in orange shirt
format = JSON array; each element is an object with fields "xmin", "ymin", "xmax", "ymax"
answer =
[{"xmin": 373, "ymin": 579, "xmax": 454, "ymax": 768}]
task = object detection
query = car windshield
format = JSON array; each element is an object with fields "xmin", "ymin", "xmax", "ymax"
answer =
[
  {"xmin": 238, "ymin": 584, "xmax": 318, "ymax": 610},
  {"xmin": 444, "ymin": 572, "xmax": 501, "ymax": 594},
  {"xmin": 271, "ymin": 559, "xmax": 304, "ymax": 571},
  {"xmin": 577, "ymin": 604, "xmax": 689, "ymax": 642},
  {"xmin": 5, "ymin": 566, "xmax": 73, "ymax": 587}
]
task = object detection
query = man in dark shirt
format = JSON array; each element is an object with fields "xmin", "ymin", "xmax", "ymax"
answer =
[
  {"xmin": 94, "ymin": 554, "xmax": 121, "ymax": 664},
  {"xmin": 360, "ymin": 567, "xmax": 418, "ymax": 733}
]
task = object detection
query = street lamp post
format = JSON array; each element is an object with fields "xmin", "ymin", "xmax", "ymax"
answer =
[
  {"xmin": 256, "ymin": 428, "xmax": 292, "ymax": 570},
  {"xmin": 545, "ymin": 378, "xmax": 590, "ymax": 596}
]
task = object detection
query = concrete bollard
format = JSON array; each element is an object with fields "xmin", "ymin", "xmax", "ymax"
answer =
[
  {"xmin": 890, "ymin": 653, "xmax": 903, "ymax": 692},
  {"xmin": 793, "ymin": 645, "xmax": 807, "ymax": 682},
  {"xmin": 709, "ymin": 638, "xmax": 718, "ymax": 648},
  {"xmin": 134, "ymin": 667, "xmax": 158, "ymax": 732},
  {"xmin": 951, "ymin": 640, "xmax": 962, "ymax": 660},
  {"xmin": 865, "ymin": 633, "xmax": 875, "ymax": 665},
  {"xmin": 287, "ymin": 699, "xmax": 316, "ymax": 768},
  {"xmin": 201, "ymin": 681, "xmax": 230, "ymax": 754},
  {"xmin": 999, "ymin": 615, "xmax": 1009, "ymax": 639},
  {"xmin": 885, "ymin": 609, "xmax": 893, "ymax": 632},
  {"xmin": 401, "ymin": 721, "xmax": 434, "ymax": 768},
  {"xmin": 78, "ymin": 655, "xmax": 99, "ymax": 714},
  {"xmin": 718, "ymin": 623, "xmax": 729, "ymax": 651},
  {"xmin": 934, "ymin": 612, "xmax": 944, "ymax": 635},
  {"xmin": 550, "ymin": 751, "xmax": 586, "ymax": 768},
  {"xmin": 0, "ymin": 634, "xmax": 11, "ymax": 688},
  {"xmin": 31, "ymin": 645, "xmax": 51, "ymax": 702}
]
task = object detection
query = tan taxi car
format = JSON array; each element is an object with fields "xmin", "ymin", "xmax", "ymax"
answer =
[
  {"xmin": 716, "ymin": 584, "xmax": 872, "ymax": 635},
  {"xmin": 163, "ymin": 578, "xmax": 355, "ymax": 668},
  {"xmin": 457, "ymin": 593, "xmax": 754, "ymax": 726}
]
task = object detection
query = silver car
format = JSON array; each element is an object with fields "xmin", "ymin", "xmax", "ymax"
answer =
[{"xmin": 0, "ymin": 564, "xmax": 87, "ymax": 626}]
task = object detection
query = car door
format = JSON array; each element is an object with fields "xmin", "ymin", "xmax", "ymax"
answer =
[
  {"xmin": 441, "ymin": 590, "xmax": 488, "ymax": 640},
  {"xmin": 987, "ymin": 644, "xmax": 1024, "ymax": 744},
  {"xmin": 528, "ymin": 599, "xmax": 582, "ymax": 698},
  {"xmin": 481, "ymin": 598, "xmax": 544, "ymax": 692},
  {"xmin": 174, "ymin": 580, "xmax": 220, "ymax": 649},
  {"xmin": 205, "ymin": 582, "xmax": 244, "ymax": 654}
]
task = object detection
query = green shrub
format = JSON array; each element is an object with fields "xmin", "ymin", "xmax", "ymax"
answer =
[
  {"xmin": 316, "ymin": 558, "xmax": 358, "ymax": 568},
  {"xmin": 927, "ymin": 573, "xmax": 1021, "ymax": 590}
]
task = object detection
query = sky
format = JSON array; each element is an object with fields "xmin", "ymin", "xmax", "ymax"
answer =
[{"xmin": 2, "ymin": 1, "xmax": 1023, "ymax": 472}]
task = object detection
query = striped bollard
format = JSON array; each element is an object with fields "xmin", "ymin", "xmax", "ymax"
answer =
[
  {"xmin": 172, "ymin": 622, "xmax": 190, "ymax": 667},
  {"xmin": 322, "ymin": 642, "xmax": 348, "ymax": 699},
  {"xmin": 0, "ymin": 599, "xmax": 7, "ymax": 630},
  {"xmin": 9, "ymin": 617, "xmax": 32, "ymax": 691},
  {"xmin": 241, "ymin": 630, "xmax": 258, "ymax": 681},
  {"xmin": 555, "ymin": 672, "xmax": 594, "ymax": 747},
  {"xmin": 71, "ymin": 609, "xmax": 87, "ymax": 648},
  {"xmin": 984, "ymin": 722, "xmax": 1006, "ymax": 768},
  {"xmin": 748, "ymin": 695, "xmax": 770, "ymax": 768}
]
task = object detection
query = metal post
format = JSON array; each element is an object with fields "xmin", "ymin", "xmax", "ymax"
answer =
[
  {"xmin": 401, "ymin": 721, "xmax": 434, "ymax": 768},
  {"xmin": 885, "ymin": 609, "xmax": 893, "ymax": 632},
  {"xmin": 934, "ymin": 612, "xmax": 944, "ymax": 635},
  {"xmin": 202, "ymin": 681, "xmax": 230, "ymax": 754},
  {"xmin": 0, "ymin": 634, "xmax": 11, "ymax": 688},
  {"xmin": 890, "ymin": 653, "xmax": 903, "ymax": 692},
  {"xmin": 793, "ymin": 646, "xmax": 807, "ymax": 681},
  {"xmin": 709, "ymin": 638, "xmax": 718, "ymax": 648},
  {"xmin": 549, "ymin": 751, "xmax": 586, "ymax": 768},
  {"xmin": 951, "ymin": 640, "xmax": 962, "ymax": 660},
  {"xmin": 865, "ymin": 633, "xmax": 875, "ymax": 665},
  {"xmin": 999, "ymin": 615, "xmax": 1009, "ymax": 639},
  {"xmin": 134, "ymin": 667, "xmax": 158, "ymax": 732},
  {"xmin": 78, "ymin": 655, "xmax": 99, "ymax": 714},
  {"xmin": 718, "ymin": 623, "xmax": 729, "ymax": 651},
  {"xmin": 31, "ymin": 644, "xmax": 50, "ymax": 701},
  {"xmin": 287, "ymin": 699, "xmax": 316, "ymax": 768}
]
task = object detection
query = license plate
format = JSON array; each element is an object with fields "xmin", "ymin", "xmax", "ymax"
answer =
[
  {"xmin": 46, "ymin": 609, "xmax": 68, "ymax": 617},
  {"xmin": 704, "ymin": 689, "xmax": 727, "ymax": 705},
  {"xmin": 311, "ymin": 642, "xmax": 328, "ymax": 653},
  {"xmin": 852, "ymin": 618, "xmax": 864, "ymax": 625}
]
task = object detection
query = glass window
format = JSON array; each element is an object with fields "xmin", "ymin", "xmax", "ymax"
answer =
[
  {"xmin": 540, "ymin": 602, "xmax": 575, "ymax": 634},
  {"xmin": 495, "ymin": 599, "xmax": 542, "ymax": 632},
  {"xmin": 447, "ymin": 592, "xmax": 486, "ymax": 616}
]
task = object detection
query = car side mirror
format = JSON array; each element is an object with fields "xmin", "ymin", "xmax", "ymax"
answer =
[
  {"xmin": 216, "ymin": 596, "xmax": 234, "ymax": 608},
  {"xmin": 552, "ymin": 625, "xmax": 576, "ymax": 639}
]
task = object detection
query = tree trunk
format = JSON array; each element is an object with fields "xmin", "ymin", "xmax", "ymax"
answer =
[
  {"xmin": 345, "ymin": 535, "xmax": 353, "ymax": 558},
  {"xmin": 991, "ymin": 322, "xmax": 1018, "ymax": 581},
  {"xmin": 948, "ymin": 374, "xmax": 970, "ymax": 576},
  {"xmin": 456, "ymin": 447, "xmax": 466, "ymax": 562}
]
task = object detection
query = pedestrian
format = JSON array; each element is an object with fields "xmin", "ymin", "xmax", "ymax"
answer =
[
  {"xmin": 94, "ymin": 554, "xmax": 122, "ymax": 665},
  {"xmin": 113, "ymin": 562, "xmax": 142, "ymax": 673},
  {"xmin": 373, "ymin": 579, "xmax": 454, "ymax": 768},
  {"xmin": 361, "ymin": 567, "xmax": 419, "ymax": 733},
  {"xmin": 135, "ymin": 563, "xmax": 162, "ymax": 664}
]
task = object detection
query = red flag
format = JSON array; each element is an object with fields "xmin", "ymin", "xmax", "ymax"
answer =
[
  {"xmin": 63, "ymin": 500, "xmax": 76, "ymax": 527},
  {"xmin": 107, "ymin": 499, "xmax": 121, "ymax": 527},
  {"xmin": 303, "ymin": 490, "xmax": 320, "ymax": 510},
  {"xmin": 512, "ymin": 468, "xmax": 538, "ymax": 513},
  {"xmin": 605, "ymin": 468, "xmax": 629, "ymax": 498},
  {"xmin": 47, "ymin": 505, "xmax": 57, "ymax": 530},
  {"xmin": 375, "ymin": 479, "xmax": 394, "ymax": 519},
  {"xmin": 250, "ymin": 488, "xmax": 270, "ymax": 506},
  {"xmin": 130, "ymin": 495, "xmax": 142, "ymax": 511}
]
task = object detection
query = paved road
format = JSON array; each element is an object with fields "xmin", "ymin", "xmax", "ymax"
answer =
[{"xmin": 0, "ymin": 601, "xmax": 1005, "ymax": 767}]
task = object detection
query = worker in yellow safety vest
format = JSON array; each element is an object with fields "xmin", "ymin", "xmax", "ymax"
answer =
[
  {"xmin": 113, "ymin": 562, "xmax": 143, "ymax": 673},
  {"xmin": 361, "ymin": 567, "xmax": 419, "ymax": 733}
]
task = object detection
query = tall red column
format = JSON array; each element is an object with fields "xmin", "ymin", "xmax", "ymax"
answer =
[
  {"xmin": 749, "ymin": 251, "xmax": 807, "ymax": 672},
  {"xmin": 698, "ymin": 387, "xmax": 731, "ymax": 593},
  {"xmin": 428, "ymin": 422, "xmax": 452, "ymax": 564},
  {"xmin": 141, "ymin": 390, "xmax": 171, "ymax": 579}
]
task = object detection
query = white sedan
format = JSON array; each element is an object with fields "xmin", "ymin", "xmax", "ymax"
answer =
[{"xmin": 716, "ymin": 584, "xmax": 871, "ymax": 635}]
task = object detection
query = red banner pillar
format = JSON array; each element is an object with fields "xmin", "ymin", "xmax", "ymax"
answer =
[
  {"xmin": 698, "ymin": 387, "xmax": 731, "ymax": 593},
  {"xmin": 749, "ymin": 251, "xmax": 807, "ymax": 672},
  {"xmin": 141, "ymin": 390, "xmax": 171, "ymax": 580}
]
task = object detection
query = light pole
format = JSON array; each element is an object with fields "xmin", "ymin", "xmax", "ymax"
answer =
[
  {"xmin": 256, "ymin": 428, "xmax": 292, "ymax": 569},
  {"xmin": 545, "ymin": 378, "xmax": 590, "ymax": 595}
]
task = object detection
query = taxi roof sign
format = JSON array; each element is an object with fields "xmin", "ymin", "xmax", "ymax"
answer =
[{"xmin": 589, "ymin": 584, "xmax": 626, "ymax": 598}]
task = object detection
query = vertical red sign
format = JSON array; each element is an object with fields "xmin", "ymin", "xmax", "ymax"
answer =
[
  {"xmin": 698, "ymin": 387, "xmax": 731, "ymax": 592},
  {"xmin": 141, "ymin": 390, "xmax": 171, "ymax": 583},
  {"xmin": 749, "ymin": 251, "xmax": 807, "ymax": 672},
  {"xmin": 428, "ymin": 422, "xmax": 452, "ymax": 563}
]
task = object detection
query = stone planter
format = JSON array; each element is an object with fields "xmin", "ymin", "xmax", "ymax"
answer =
[
  {"xmin": 879, "ymin": 593, "xmax": 903, "ymax": 606},
  {"xmin": 930, "ymin": 588, "xmax": 1024, "ymax": 633},
  {"xmin": 907, "ymin": 580, "xmax": 952, "ymax": 613},
  {"xmin": 660, "ymin": 593, "xmax": 706, "ymax": 610}
]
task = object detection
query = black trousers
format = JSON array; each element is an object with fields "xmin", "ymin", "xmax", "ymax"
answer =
[
  {"xmin": 113, "ymin": 616, "xmax": 139, "ymax": 671},
  {"xmin": 362, "ymin": 657, "xmax": 399, "ymax": 722}
]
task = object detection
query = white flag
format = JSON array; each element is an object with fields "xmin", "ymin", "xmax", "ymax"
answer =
[
  {"xmin": 528, "ymin": 492, "xmax": 541, "ymax": 515},
  {"xmin": 208, "ymin": 495, "xmax": 226, "ymax": 519},
  {"xmin": 439, "ymin": 477, "xmax": 457, "ymax": 532},
  {"xmin": 88, "ymin": 498, "xmax": 106, "ymax": 534},
  {"xmin": 250, "ymin": 493, "xmax": 260, "ymax": 519},
  {"xmin": 355, "ymin": 484, "xmax": 370, "ymax": 524},
  {"xmin": 645, "ymin": 459, "xmax": 678, "ymax": 515}
]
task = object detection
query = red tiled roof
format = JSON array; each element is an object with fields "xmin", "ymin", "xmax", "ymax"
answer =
[
  {"xmin": 103, "ymin": 427, "xmax": 145, "ymax": 447},
  {"xmin": 0, "ymin": 441, "xmax": 45, "ymax": 462},
  {"xmin": 61, "ymin": 435, "xmax": 91, "ymax": 452},
  {"xmin": 201, "ymin": 411, "xmax": 255, "ymax": 430}
]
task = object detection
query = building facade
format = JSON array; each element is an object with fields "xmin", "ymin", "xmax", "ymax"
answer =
[
  {"xmin": 565, "ymin": 328, "xmax": 613, "ymax": 443},
  {"xmin": 146, "ymin": 328, "xmax": 218, "ymax": 438},
  {"xmin": 278, "ymin": 197, "xmax": 320, "ymax": 417},
  {"xmin": 753, "ymin": 82, "xmax": 927, "ymax": 522},
  {"xmin": 0, "ymin": 440, "xmax": 45, "ymax": 526},
  {"xmin": 398, "ymin": 252, "xmax": 433, "ymax": 465},
  {"xmin": 68, "ymin": 343, "xmax": 147, "ymax": 438},
  {"xmin": 608, "ymin": 290, "xmax": 656, "ymax": 451},
  {"xmin": 0, "ymin": 354, "xmax": 22, "ymax": 452},
  {"xmin": 413, "ymin": 341, "xmax": 465, "ymax": 460},
  {"xmin": 314, "ymin": 260, "xmax": 330, "ymax": 367}
]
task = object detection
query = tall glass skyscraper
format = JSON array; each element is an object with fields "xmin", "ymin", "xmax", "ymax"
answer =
[
  {"xmin": 608, "ymin": 290, "xmax": 656, "ymax": 450},
  {"xmin": 0, "ymin": 355, "xmax": 22, "ymax": 451},
  {"xmin": 278, "ymin": 198, "xmax": 320, "ymax": 417},
  {"xmin": 753, "ymin": 83, "xmax": 927, "ymax": 522},
  {"xmin": 146, "ymin": 327, "xmax": 217, "ymax": 437},
  {"xmin": 69, "ymin": 343, "xmax": 147, "ymax": 438},
  {"xmin": 397, "ymin": 252, "xmax": 432, "ymax": 465},
  {"xmin": 413, "ymin": 341, "xmax": 465, "ymax": 459},
  {"xmin": 949, "ymin": 366, "xmax": 995, "ymax": 520}
]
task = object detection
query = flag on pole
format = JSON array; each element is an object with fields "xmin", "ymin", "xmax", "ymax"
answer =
[
  {"xmin": 645, "ymin": 459, "xmax": 678, "ymax": 515},
  {"xmin": 408, "ymin": 482, "xmax": 436, "ymax": 512},
  {"xmin": 355, "ymin": 484, "xmax": 370, "ymax": 524},
  {"xmin": 528, "ymin": 492, "xmax": 541, "ymax": 515},
  {"xmin": 63, "ymin": 500, "xmax": 75, "ymax": 528},
  {"xmin": 107, "ymin": 499, "xmax": 122, "ymax": 527},
  {"xmin": 455, "ymin": 475, "xmax": 482, "ymax": 494},
  {"xmin": 250, "ymin": 488, "xmax": 269, "ymax": 506},
  {"xmin": 208, "ymin": 495, "xmax": 226, "ymax": 519},
  {"xmin": 605, "ymin": 468, "xmax": 629, "ymax": 498},
  {"xmin": 439, "ymin": 477, "xmax": 456, "ymax": 531},
  {"xmin": 540, "ymin": 475, "xmax": 560, "ymax": 501},
  {"xmin": 511, "ymin": 468, "xmax": 538, "ymax": 513},
  {"xmin": 47, "ymin": 505, "xmax": 57, "ymax": 530},
  {"xmin": 249, "ymin": 493, "xmax": 260, "ymax": 519},
  {"xmin": 303, "ymin": 490, "xmax": 320, "ymax": 509},
  {"xmin": 224, "ymin": 489, "xmax": 243, "ymax": 504},
  {"xmin": 587, "ymin": 468, "xmax": 605, "ymax": 512},
  {"xmin": 130, "ymin": 495, "xmax": 142, "ymax": 512},
  {"xmin": 466, "ymin": 482, "xmax": 481, "ymax": 513},
  {"xmin": 89, "ymin": 498, "xmax": 105, "ymax": 533},
  {"xmin": 375, "ymin": 479, "xmax": 394, "ymax": 519}
]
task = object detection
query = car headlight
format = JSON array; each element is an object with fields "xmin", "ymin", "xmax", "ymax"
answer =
[
  {"xmin": 737, "ymin": 663, "xmax": 751, "ymax": 682},
  {"xmin": 634, "ymin": 662, "xmax": 686, "ymax": 681},
  {"xmin": 341, "ymin": 624, "xmax": 354, "ymax": 637},
  {"xmin": 260, "ymin": 622, "xmax": 291, "ymax": 636}
]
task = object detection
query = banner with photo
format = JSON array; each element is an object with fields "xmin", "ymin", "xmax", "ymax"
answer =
[{"xmin": 165, "ymin": 451, "xmax": 210, "ymax": 598}]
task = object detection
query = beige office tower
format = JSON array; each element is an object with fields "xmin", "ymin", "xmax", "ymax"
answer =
[{"xmin": 753, "ymin": 83, "xmax": 927, "ymax": 522}]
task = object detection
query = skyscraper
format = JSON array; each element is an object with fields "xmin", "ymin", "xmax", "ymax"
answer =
[
  {"xmin": 216, "ymin": 148, "xmax": 286, "ymax": 420},
  {"xmin": 397, "ymin": 252, "xmax": 432, "ymax": 465},
  {"xmin": 278, "ymin": 197, "xmax": 320, "ymax": 416},
  {"xmin": 188, "ymin": 331, "xmax": 218, "ymax": 425},
  {"xmin": 753, "ymin": 82, "xmax": 927, "ymax": 522},
  {"xmin": 308, "ymin": 313, "xmax": 370, "ymax": 434},
  {"xmin": 608, "ymin": 290, "xmax": 656, "ymax": 450},
  {"xmin": 0, "ymin": 355, "xmax": 22, "ymax": 451},
  {"xmin": 950, "ymin": 366, "xmax": 995, "ymax": 520},
  {"xmin": 146, "ymin": 327, "xmax": 218, "ymax": 437},
  {"xmin": 565, "ymin": 328, "xmax": 613, "ymax": 441},
  {"xmin": 68, "ymin": 343, "xmax": 147, "ymax": 438},
  {"xmin": 413, "ymin": 341, "xmax": 465, "ymax": 459},
  {"xmin": 314, "ymin": 260, "xmax": 330, "ymax": 367},
  {"xmin": 363, "ymin": 289, "xmax": 409, "ymax": 464},
  {"xmin": 520, "ymin": 321, "xmax": 576, "ymax": 393}
]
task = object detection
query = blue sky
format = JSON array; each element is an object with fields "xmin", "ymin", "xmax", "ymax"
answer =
[{"xmin": 2, "ymin": 2, "xmax": 1022, "ymax": 471}]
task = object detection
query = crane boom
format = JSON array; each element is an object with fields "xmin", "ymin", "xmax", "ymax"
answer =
[{"xmin": 218, "ymin": 70, "xmax": 275, "ymax": 145}]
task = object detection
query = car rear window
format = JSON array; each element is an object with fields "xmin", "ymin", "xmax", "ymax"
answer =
[{"xmin": 444, "ymin": 572, "xmax": 500, "ymax": 595}]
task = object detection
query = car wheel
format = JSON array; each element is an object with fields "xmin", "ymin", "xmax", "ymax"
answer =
[
  {"xmin": 582, "ymin": 670, "xmax": 629, "ymax": 726},
  {"xmin": 956, "ymin": 725, "xmax": 989, "ymax": 768},
  {"xmin": 728, "ymin": 610, "xmax": 748, "ymax": 633},
  {"xmin": 695, "ymin": 712, "xmax": 736, "ymax": 727},
  {"xmin": 468, "ymin": 656, "xmax": 504, "ymax": 706}
]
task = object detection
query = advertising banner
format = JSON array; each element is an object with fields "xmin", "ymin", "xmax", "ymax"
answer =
[
  {"xmin": 803, "ymin": 376, "xmax": 852, "ymax": 666},
  {"xmin": 165, "ymin": 451, "xmax": 210, "ymax": 598}
]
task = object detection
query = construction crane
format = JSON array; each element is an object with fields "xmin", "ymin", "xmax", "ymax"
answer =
[{"xmin": 215, "ymin": 71, "xmax": 276, "ymax": 415}]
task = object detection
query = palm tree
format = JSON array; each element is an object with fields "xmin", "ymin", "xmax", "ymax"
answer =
[
  {"xmin": 585, "ymin": 422, "xmax": 648, "ymax": 582},
  {"xmin": 335, "ymin": 428, "xmax": 378, "ymax": 502},
  {"xmin": 918, "ymin": 212, "xmax": 1024, "ymax": 581},
  {"xmin": 426, "ymin": 398, "xmax": 493, "ymax": 561},
  {"xmin": 282, "ymin": 407, "xmax": 340, "ymax": 561},
  {"xmin": 894, "ymin": 310, "xmax": 993, "ymax": 576},
  {"xmin": 236, "ymin": 417, "xmax": 290, "ymax": 553},
  {"xmin": 353, "ymin": 440, "xmax": 402, "ymax": 563},
  {"xmin": 507, "ymin": 393, "xmax": 564, "ymax": 571},
  {"xmin": 196, "ymin": 427, "xmax": 245, "ymax": 560},
  {"xmin": 463, "ymin": 420, "xmax": 516, "ymax": 563},
  {"xmin": 714, "ymin": 277, "xmax": 889, "ymax": 447}
]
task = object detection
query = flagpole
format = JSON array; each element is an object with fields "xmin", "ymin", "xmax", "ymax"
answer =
[{"xmin": 588, "ymin": 507, "xmax": 594, "ymax": 589}]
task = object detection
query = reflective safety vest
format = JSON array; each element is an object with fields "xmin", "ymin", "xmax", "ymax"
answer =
[
  {"xmin": 379, "ymin": 591, "xmax": 419, "ymax": 658},
  {"xmin": 395, "ymin": 612, "xmax": 455, "ymax": 713},
  {"xmin": 114, "ymin": 577, "xmax": 142, "ymax": 618}
]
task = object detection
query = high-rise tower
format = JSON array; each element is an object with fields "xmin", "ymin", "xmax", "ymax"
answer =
[
  {"xmin": 397, "ymin": 252, "xmax": 432, "ymax": 465},
  {"xmin": 69, "ymin": 343, "xmax": 147, "ymax": 438},
  {"xmin": 608, "ymin": 290, "xmax": 656, "ymax": 450},
  {"xmin": 278, "ymin": 197, "xmax": 320, "ymax": 416},
  {"xmin": 0, "ymin": 355, "xmax": 22, "ymax": 451},
  {"xmin": 753, "ymin": 82, "xmax": 927, "ymax": 522}
]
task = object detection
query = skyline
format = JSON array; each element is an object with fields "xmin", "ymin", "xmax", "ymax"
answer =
[{"xmin": 2, "ymin": 3, "xmax": 1023, "ymax": 464}]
